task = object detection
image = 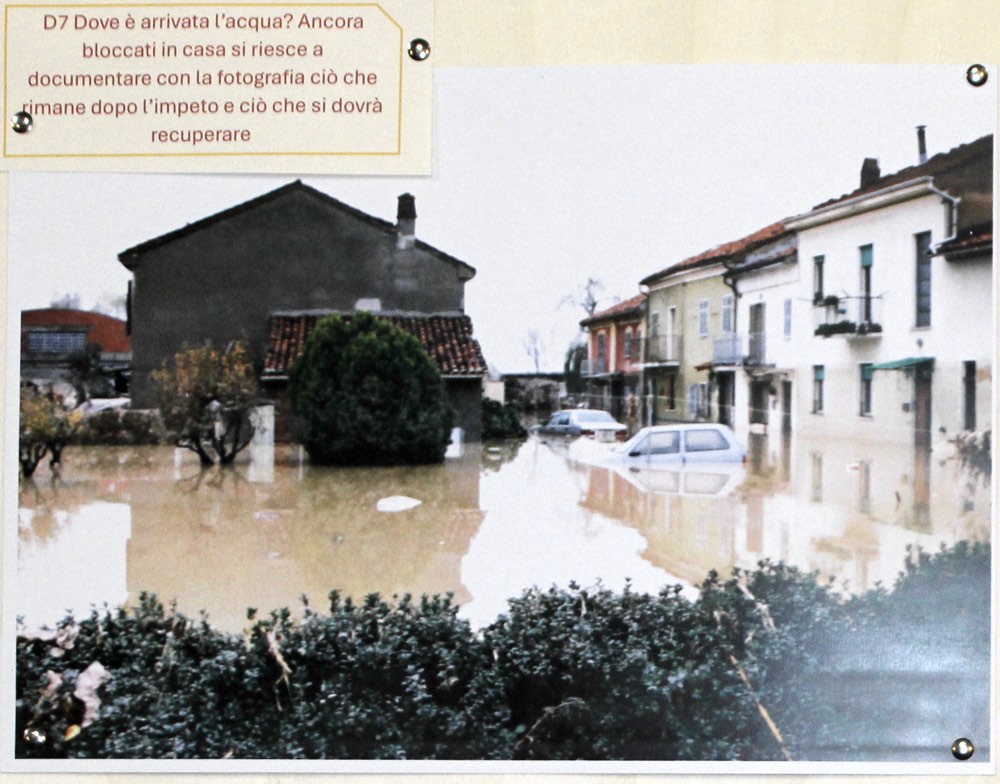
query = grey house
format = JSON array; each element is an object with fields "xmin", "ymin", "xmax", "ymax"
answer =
[{"xmin": 119, "ymin": 181, "xmax": 487, "ymax": 441}]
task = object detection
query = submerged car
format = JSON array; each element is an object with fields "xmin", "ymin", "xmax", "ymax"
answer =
[
  {"xmin": 531, "ymin": 409, "xmax": 627, "ymax": 441},
  {"xmin": 570, "ymin": 423, "xmax": 746, "ymax": 466}
]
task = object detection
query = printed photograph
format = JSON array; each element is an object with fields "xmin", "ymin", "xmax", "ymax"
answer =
[{"xmin": 5, "ymin": 64, "xmax": 994, "ymax": 769}]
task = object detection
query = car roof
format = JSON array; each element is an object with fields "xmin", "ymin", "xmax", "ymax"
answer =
[{"xmin": 636, "ymin": 423, "xmax": 732, "ymax": 432}]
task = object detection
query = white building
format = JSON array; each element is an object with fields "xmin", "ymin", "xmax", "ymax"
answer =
[{"xmin": 784, "ymin": 134, "xmax": 992, "ymax": 447}]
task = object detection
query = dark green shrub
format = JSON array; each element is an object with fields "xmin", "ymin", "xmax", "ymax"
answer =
[
  {"xmin": 481, "ymin": 398, "xmax": 527, "ymax": 440},
  {"xmin": 15, "ymin": 542, "xmax": 990, "ymax": 761},
  {"xmin": 73, "ymin": 409, "xmax": 165, "ymax": 446},
  {"xmin": 289, "ymin": 312, "xmax": 454, "ymax": 465}
]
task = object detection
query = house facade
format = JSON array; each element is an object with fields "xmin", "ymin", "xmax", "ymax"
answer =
[
  {"xmin": 119, "ymin": 181, "xmax": 488, "ymax": 440},
  {"xmin": 640, "ymin": 223, "xmax": 791, "ymax": 428},
  {"xmin": 21, "ymin": 308, "xmax": 131, "ymax": 395},
  {"xmin": 784, "ymin": 134, "xmax": 992, "ymax": 447},
  {"xmin": 579, "ymin": 293, "xmax": 646, "ymax": 418},
  {"xmin": 639, "ymin": 254, "xmax": 727, "ymax": 426}
]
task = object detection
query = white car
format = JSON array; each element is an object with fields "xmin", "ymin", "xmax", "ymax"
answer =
[
  {"xmin": 570, "ymin": 423, "xmax": 747, "ymax": 466},
  {"xmin": 531, "ymin": 409, "xmax": 627, "ymax": 441}
]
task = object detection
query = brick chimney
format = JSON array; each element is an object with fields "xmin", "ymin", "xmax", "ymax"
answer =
[
  {"xmin": 860, "ymin": 157, "xmax": 881, "ymax": 189},
  {"xmin": 396, "ymin": 193, "xmax": 416, "ymax": 249},
  {"xmin": 916, "ymin": 125, "xmax": 928, "ymax": 164}
]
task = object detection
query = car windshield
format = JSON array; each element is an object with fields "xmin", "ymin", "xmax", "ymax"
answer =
[{"xmin": 574, "ymin": 411, "xmax": 615, "ymax": 423}]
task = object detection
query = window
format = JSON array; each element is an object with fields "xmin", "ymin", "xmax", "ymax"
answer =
[
  {"xmin": 650, "ymin": 311, "xmax": 660, "ymax": 336},
  {"xmin": 623, "ymin": 329, "xmax": 633, "ymax": 362},
  {"xmin": 698, "ymin": 300, "xmax": 709, "ymax": 336},
  {"xmin": 722, "ymin": 295, "xmax": 734, "ymax": 334},
  {"xmin": 630, "ymin": 431, "xmax": 680, "ymax": 456},
  {"xmin": 915, "ymin": 231, "xmax": 932, "ymax": 327},
  {"xmin": 666, "ymin": 373, "xmax": 676, "ymax": 409},
  {"xmin": 596, "ymin": 332, "xmax": 606, "ymax": 371},
  {"xmin": 783, "ymin": 298, "xmax": 792, "ymax": 338},
  {"xmin": 859, "ymin": 363, "xmax": 873, "ymax": 416},
  {"xmin": 859, "ymin": 244, "xmax": 874, "ymax": 323},
  {"xmin": 26, "ymin": 330, "xmax": 87, "ymax": 353},
  {"xmin": 685, "ymin": 429, "xmax": 730, "ymax": 452},
  {"xmin": 963, "ymin": 360, "xmax": 977, "ymax": 431},
  {"xmin": 813, "ymin": 255, "xmax": 825, "ymax": 299},
  {"xmin": 812, "ymin": 365, "xmax": 824, "ymax": 413}
]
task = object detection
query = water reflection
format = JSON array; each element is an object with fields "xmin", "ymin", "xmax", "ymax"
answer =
[{"xmin": 14, "ymin": 431, "xmax": 990, "ymax": 634}]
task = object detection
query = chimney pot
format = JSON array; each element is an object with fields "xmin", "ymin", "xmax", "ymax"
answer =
[
  {"xmin": 860, "ymin": 157, "xmax": 881, "ymax": 189},
  {"xmin": 396, "ymin": 193, "xmax": 416, "ymax": 249},
  {"xmin": 916, "ymin": 125, "xmax": 928, "ymax": 164}
]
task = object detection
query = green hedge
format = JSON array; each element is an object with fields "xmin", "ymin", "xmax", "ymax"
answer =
[{"xmin": 15, "ymin": 542, "xmax": 989, "ymax": 761}]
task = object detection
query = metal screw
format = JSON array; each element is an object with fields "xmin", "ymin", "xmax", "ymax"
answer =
[
  {"xmin": 952, "ymin": 737, "xmax": 975, "ymax": 760},
  {"xmin": 408, "ymin": 38, "xmax": 430, "ymax": 61},
  {"xmin": 11, "ymin": 110, "xmax": 33, "ymax": 134},
  {"xmin": 966, "ymin": 64, "xmax": 988, "ymax": 87}
]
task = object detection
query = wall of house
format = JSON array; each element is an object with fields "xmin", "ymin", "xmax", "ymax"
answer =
[
  {"xmin": 791, "ymin": 192, "xmax": 987, "ymax": 443},
  {"xmin": 127, "ymin": 189, "xmax": 469, "ymax": 407},
  {"xmin": 646, "ymin": 266, "xmax": 729, "ymax": 424}
]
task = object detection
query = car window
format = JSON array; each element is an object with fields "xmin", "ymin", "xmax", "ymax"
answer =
[
  {"xmin": 630, "ymin": 431, "xmax": 679, "ymax": 456},
  {"xmin": 684, "ymin": 429, "xmax": 730, "ymax": 452},
  {"xmin": 555, "ymin": 413, "xmax": 570, "ymax": 426},
  {"xmin": 575, "ymin": 411, "xmax": 614, "ymax": 423}
]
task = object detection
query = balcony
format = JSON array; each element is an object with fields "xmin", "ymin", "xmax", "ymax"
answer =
[
  {"xmin": 813, "ymin": 295, "xmax": 883, "ymax": 339},
  {"xmin": 580, "ymin": 357, "xmax": 608, "ymax": 376},
  {"xmin": 713, "ymin": 333, "xmax": 767, "ymax": 366},
  {"xmin": 643, "ymin": 334, "xmax": 682, "ymax": 364}
]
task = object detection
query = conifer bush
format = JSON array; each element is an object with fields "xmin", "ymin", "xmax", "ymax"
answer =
[{"xmin": 289, "ymin": 312, "xmax": 454, "ymax": 465}]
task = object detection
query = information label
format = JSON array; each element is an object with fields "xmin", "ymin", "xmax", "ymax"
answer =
[{"xmin": 3, "ymin": 1, "xmax": 432, "ymax": 172}]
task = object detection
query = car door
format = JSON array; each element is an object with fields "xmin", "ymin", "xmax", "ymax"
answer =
[
  {"xmin": 623, "ymin": 429, "xmax": 682, "ymax": 465},
  {"xmin": 681, "ymin": 427, "xmax": 736, "ymax": 463}
]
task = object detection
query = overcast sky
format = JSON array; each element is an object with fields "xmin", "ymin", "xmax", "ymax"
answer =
[{"xmin": 7, "ymin": 64, "xmax": 996, "ymax": 372}]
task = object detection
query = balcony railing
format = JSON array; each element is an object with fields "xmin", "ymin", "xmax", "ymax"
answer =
[
  {"xmin": 643, "ymin": 334, "xmax": 682, "ymax": 364},
  {"xmin": 712, "ymin": 333, "xmax": 767, "ymax": 366},
  {"xmin": 580, "ymin": 357, "xmax": 608, "ymax": 376},
  {"xmin": 813, "ymin": 295, "xmax": 883, "ymax": 338}
]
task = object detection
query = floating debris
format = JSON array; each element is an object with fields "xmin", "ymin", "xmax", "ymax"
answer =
[{"xmin": 376, "ymin": 496, "xmax": 422, "ymax": 513}]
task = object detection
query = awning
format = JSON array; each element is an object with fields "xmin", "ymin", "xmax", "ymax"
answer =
[{"xmin": 871, "ymin": 356, "xmax": 935, "ymax": 371}]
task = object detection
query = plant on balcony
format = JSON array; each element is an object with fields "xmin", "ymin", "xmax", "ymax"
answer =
[
  {"xmin": 814, "ymin": 320, "xmax": 857, "ymax": 338},
  {"xmin": 856, "ymin": 321, "xmax": 882, "ymax": 336},
  {"xmin": 812, "ymin": 294, "xmax": 841, "ymax": 308}
]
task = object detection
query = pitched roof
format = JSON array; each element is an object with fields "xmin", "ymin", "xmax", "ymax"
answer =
[
  {"xmin": 936, "ymin": 224, "xmax": 992, "ymax": 259},
  {"xmin": 118, "ymin": 181, "xmax": 476, "ymax": 279},
  {"xmin": 262, "ymin": 312, "xmax": 488, "ymax": 378},
  {"xmin": 21, "ymin": 308, "xmax": 131, "ymax": 353},
  {"xmin": 641, "ymin": 221, "xmax": 788, "ymax": 286},
  {"xmin": 812, "ymin": 134, "xmax": 993, "ymax": 214},
  {"xmin": 580, "ymin": 293, "xmax": 646, "ymax": 327}
]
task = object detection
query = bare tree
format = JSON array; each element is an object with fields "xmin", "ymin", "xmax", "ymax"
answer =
[
  {"xmin": 523, "ymin": 329, "xmax": 545, "ymax": 373},
  {"xmin": 50, "ymin": 293, "xmax": 81, "ymax": 310},
  {"xmin": 560, "ymin": 277, "xmax": 605, "ymax": 318}
]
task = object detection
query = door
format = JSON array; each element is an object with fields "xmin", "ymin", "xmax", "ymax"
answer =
[
  {"xmin": 781, "ymin": 380, "xmax": 792, "ymax": 434},
  {"xmin": 914, "ymin": 365, "xmax": 932, "ymax": 449},
  {"xmin": 717, "ymin": 372, "xmax": 735, "ymax": 427}
]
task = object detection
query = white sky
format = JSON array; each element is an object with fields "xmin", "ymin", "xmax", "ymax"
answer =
[{"xmin": 7, "ymin": 64, "xmax": 996, "ymax": 372}]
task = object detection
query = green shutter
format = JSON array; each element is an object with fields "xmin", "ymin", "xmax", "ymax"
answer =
[
  {"xmin": 861, "ymin": 364, "xmax": 874, "ymax": 381},
  {"xmin": 814, "ymin": 365, "xmax": 825, "ymax": 381},
  {"xmin": 860, "ymin": 244, "xmax": 874, "ymax": 268}
]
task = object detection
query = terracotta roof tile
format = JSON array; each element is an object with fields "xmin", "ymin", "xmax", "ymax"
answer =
[
  {"xmin": 263, "ymin": 313, "xmax": 488, "ymax": 378},
  {"xmin": 580, "ymin": 293, "xmax": 647, "ymax": 327},
  {"xmin": 812, "ymin": 134, "xmax": 993, "ymax": 212},
  {"xmin": 641, "ymin": 221, "xmax": 788, "ymax": 286}
]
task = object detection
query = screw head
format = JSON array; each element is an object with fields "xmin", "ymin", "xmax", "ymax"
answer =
[
  {"xmin": 11, "ymin": 110, "xmax": 33, "ymax": 134},
  {"xmin": 408, "ymin": 38, "xmax": 431, "ymax": 61},
  {"xmin": 967, "ymin": 64, "xmax": 988, "ymax": 87},
  {"xmin": 952, "ymin": 737, "xmax": 975, "ymax": 760}
]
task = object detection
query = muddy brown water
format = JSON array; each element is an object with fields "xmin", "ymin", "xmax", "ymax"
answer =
[{"xmin": 15, "ymin": 434, "xmax": 990, "ymax": 633}]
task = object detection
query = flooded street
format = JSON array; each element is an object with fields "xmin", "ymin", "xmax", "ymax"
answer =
[{"xmin": 15, "ymin": 432, "xmax": 990, "ymax": 634}]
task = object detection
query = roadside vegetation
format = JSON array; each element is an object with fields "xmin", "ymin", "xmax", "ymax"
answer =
[{"xmin": 15, "ymin": 541, "xmax": 989, "ymax": 761}]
